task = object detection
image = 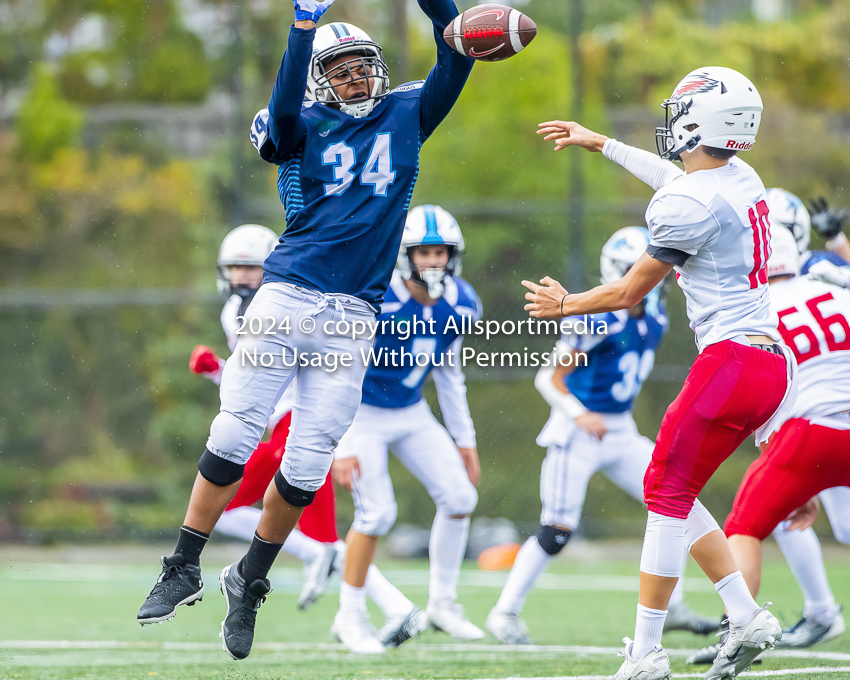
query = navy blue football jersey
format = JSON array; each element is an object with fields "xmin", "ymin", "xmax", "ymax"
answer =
[
  {"xmin": 563, "ymin": 309, "xmax": 668, "ymax": 413},
  {"xmin": 800, "ymin": 249, "xmax": 850, "ymax": 275},
  {"xmin": 250, "ymin": 5, "xmax": 473, "ymax": 308},
  {"xmin": 361, "ymin": 273, "xmax": 482, "ymax": 408}
]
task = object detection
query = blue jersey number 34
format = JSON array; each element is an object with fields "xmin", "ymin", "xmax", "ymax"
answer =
[{"xmin": 322, "ymin": 133, "xmax": 396, "ymax": 198}]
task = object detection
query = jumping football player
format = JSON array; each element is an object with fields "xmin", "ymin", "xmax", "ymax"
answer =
[
  {"xmin": 188, "ymin": 223, "xmax": 341, "ymax": 610},
  {"xmin": 527, "ymin": 67, "xmax": 796, "ymax": 680},
  {"xmin": 487, "ymin": 227, "xmax": 717, "ymax": 645},
  {"xmin": 706, "ymin": 227, "xmax": 850, "ymax": 656},
  {"xmin": 331, "ymin": 204, "xmax": 483, "ymax": 653},
  {"xmin": 137, "ymin": 0, "xmax": 475, "ymax": 660}
]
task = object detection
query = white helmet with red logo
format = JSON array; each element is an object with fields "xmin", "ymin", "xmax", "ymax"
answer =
[
  {"xmin": 306, "ymin": 22, "xmax": 390, "ymax": 118},
  {"xmin": 656, "ymin": 67, "xmax": 763, "ymax": 161}
]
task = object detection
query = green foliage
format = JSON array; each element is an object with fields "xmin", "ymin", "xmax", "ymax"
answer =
[
  {"xmin": 584, "ymin": 3, "xmax": 850, "ymax": 110},
  {"xmin": 16, "ymin": 66, "xmax": 84, "ymax": 162}
]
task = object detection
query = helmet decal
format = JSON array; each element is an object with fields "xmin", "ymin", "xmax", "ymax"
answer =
[{"xmin": 672, "ymin": 74, "xmax": 720, "ymax": 100}]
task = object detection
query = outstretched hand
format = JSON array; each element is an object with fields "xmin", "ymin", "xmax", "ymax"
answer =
[
  {"xmin": 537, "ymin": 121, "xmax": 608, "ymax": 152},
  {"xmin": 522, "ymin": 277, "xmax": 569, "ymax": 319},
  {"xmin": 293, "ymin": 0, "xmax": 335, "ymax": 23}
]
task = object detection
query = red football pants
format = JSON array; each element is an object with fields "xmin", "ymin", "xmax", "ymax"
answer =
[
  {"xmin": 725, "ymin": 418, "xmax": 850, "ymax": 541},
  {"xmin": 644, "ymin": 340, "xmax": 788, "ymax": 519},
  {"xmin": 225, "ymin": 413, "xmax": 338, "ymax": 543}
]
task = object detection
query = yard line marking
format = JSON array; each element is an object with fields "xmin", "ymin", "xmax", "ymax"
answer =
[
  {"xmin": 2, "ymin": 641, "xmax": 850, "ymax": 663},
  {"xmin": 400, "ymin": 671, "xmax": 850, "ymax": 680}
]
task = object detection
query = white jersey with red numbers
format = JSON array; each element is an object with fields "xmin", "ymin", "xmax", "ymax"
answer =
[
  {"xmin": 770, "ymin": 276, "xmax": 850, "ymax": 424},
  {"xmin": 646, "ymin": 157, "xmax": 779, "ymax": 351},
  {"xmin": 221, "ymin": 294, "xmax": 295, "ymax": 427}
]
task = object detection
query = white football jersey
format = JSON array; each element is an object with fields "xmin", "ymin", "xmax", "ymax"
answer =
[
  {"xmin": 222, "ymin": 294, "xmax": 295, "ymax": 425},
  {"xmin": 647, "ymin": 157, "xmax": 779, "ymax": 351},
  {"xmin": 769, "ymin": 276, "xmax": 850, "ymax": 423}
]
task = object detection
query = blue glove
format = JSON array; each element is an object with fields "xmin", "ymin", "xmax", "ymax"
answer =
[{"xmin": 293, "ymin": 0, "xmax": 335, "ymax": 23}]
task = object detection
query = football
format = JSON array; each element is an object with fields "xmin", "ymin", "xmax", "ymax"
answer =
[{"xmin": 443, "ymin": 4, "xmax": 537, "ymax": 62}]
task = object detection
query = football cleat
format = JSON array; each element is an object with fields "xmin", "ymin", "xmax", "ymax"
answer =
[
  {"xmin": 378, "ymin": 606, "xmax": 428, "ymax": 647},
  {"xmin": 219, "ymin": 561, "xmax": 271, "ymax": 660},
  {"xmin": 137, "ymin": 555, "xmax": 204, "ymax": 625},
  {"xmin": 704, "ymin": 605, "xmax": 781, "ymax": 680},
  {"xmin": 486, "ymin": 607, "xmax": 533, "ymax": 645},
  {"xmin": 665, "ymin": 602, "xmax": 722, "ymax": 636},
  {"xmin": 776, "ymin": 608, "xmax": 845, "ymax": 648},
  {"xmin": 613, "ymin": 638, "xmax": 672, "ymax": 680},
  {"xmin": 427, "ymin": 600, "xmax": 485, "ymax": 640},
  {"xmin": 331, "ymin": 608, "xmax": 385, "ymax": 654},
  {"xmin": 298, "ymin": 544, "xmax": 337, "ymax": 610}
]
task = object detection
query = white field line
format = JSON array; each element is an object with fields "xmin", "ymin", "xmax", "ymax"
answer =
[
  {"xmin": 397, "ymin": 671, "xmax": 850, "ymax": 680},
  {"xmin": 2, "ymin": 641, "xmax": 850, "ymax": 663},
  {"xmin": 0, "ymin": 564, "xmax": 715, "ymax": 592}
]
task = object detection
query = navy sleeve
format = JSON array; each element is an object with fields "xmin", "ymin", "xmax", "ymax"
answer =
[
  {"xmin": 266, "ymin": 25, "xmax": 314, "ymax": 161},
  {"xmin": 417, "ymin": 0, "xmax": 474, "ymax": 139}
]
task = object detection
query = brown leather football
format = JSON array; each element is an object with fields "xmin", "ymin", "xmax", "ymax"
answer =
[{"xmin": 443, "ymin": 4, "xmax": 537, "ymax": 62}]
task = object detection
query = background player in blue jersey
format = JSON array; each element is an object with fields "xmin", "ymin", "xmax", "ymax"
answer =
[
  {"xmin": 137, "ymin": 0, "xmax": 475, "ymax": 661},
  {"xmin": 331, "ymin": 205, "xmax": 483, "ymax": 653},
  {"xmin": 486, "ymin": 228, "xmax": 718, "ymax": 645}
]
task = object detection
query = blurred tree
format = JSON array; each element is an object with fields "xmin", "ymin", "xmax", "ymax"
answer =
[{"xmin": 16, "ymin": 65, "xmax": 84, "ymax": 162}]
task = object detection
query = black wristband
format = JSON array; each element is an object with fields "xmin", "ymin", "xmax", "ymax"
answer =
[{"xmin": 560, "ymin": 294, "xmax": 567, "ymax": 316}]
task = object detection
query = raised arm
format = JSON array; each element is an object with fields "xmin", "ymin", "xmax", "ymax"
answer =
[
  {"xmin": 264, "ymin": 25, "xmax": 315, "ymax": 160},
  {"xmin": 418, "ymin": 0, "xmax": 474, "ymax": 139},
  {"xmin": 537, "ymin": 121, "xmax": 683, "ymax": 190}
]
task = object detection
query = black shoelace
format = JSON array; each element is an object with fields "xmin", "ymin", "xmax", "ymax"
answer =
[
  {"xmin": 150, "ymin": 565, "xmax": 191, "ymax": 598},
  {"xmin": 238, "ymin": 589, "xmax": 267, "ymax": 628}
]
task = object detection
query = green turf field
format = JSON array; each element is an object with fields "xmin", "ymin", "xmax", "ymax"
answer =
[{"xmin": 2, "ymin": 542, "xmax": 848, "ymax": 680}]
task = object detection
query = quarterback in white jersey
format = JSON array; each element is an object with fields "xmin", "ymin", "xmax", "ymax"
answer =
[
  {"xmin": 487, "ymin": 228, "xmax": 717, "ymax": 646},
  {"xmin": 718, "ymin": 226, "xmax": 850, "ymax": 653},
  {"xmin": 527, "ymin": 67, "xmax": 795, "ymax": 680}
]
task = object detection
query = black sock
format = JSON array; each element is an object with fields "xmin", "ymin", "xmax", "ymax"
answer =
[
  {"xmin": 174, "ymin": 525, "xmax": 209, "ymax": 566},
  {"xmin": 239, "ymin": 532, "xmax": 283, "ymax": 584}
]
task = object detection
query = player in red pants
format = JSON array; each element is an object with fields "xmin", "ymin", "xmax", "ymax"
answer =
[
  {"xmin": 527, "ymin": 67, "xmax": 797, "ymax": 680},
  {"xmin": 716, "ymin": 227, "xmax": 850, "ymax": 653},
  {"xmin": 189, "ymin": 224, "xmax": 342, "ymax": 609}
]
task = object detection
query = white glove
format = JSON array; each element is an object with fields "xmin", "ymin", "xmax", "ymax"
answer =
[
  {"xmin": 808, "ymin": 260, "xmax": 850, "ymax": 289},
  {"xmin": 293, "ymin": 0, "xmax": 335, "ymax": 23}
]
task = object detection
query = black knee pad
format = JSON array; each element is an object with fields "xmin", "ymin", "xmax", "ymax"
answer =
[
  {"xmin": 274, "ymin": 470, "xmax": 316, "ymax": 507},
  {"xmin": 197, "ymin": 449, "xmax": 245, "ymax": 486},
  {"xmin": 537, "ymin": 525, "xmax": 572, "ymax": 555}
]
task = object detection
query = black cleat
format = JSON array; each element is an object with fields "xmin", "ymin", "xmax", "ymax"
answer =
[
  {"xmin": 137, "ymin": 555, "xmax": 204, "ymax": 625},
  {"xmin": 219, "ymin": 561, "xmax": 271, "ymax": 660}
]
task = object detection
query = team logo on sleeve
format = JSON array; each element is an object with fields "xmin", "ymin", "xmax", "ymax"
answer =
[{"xmin": 672, "ymin": 74, "xmax": 720, "ymax": 100}]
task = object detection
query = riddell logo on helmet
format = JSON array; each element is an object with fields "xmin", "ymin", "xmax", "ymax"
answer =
[
  {"xmin": 337, "ymin": 36, "xmax": 356, "ymax": 43},
  {"xmin": 726, "ymin": 140, "xmax": 753, "ymax": 150}
]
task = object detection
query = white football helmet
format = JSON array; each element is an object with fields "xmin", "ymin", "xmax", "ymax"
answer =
[
  {"xmin": 656, "ymin": 66, "xmax": 763, "ymax": 161},
  {"xmin": 398, "ymin": 205, "xmax": 464, "ymax": 299},
  {"xmin": 600, "ymin": 227, "xmax": 650, "ymax": 284},
  {"xmin": 767, "ymin": 224, "xmax": 801, "ymax": 279},
  {"xmin": 307, "ymin": 22, "xmax": 390, "ymax": 118},
  {"xmin": 216, "ymin": 224, "xmax": 279, "ymax": 297},
  {"xmin": 767, "ymin": 187, "xmax": 811, "ymax": 255}
]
